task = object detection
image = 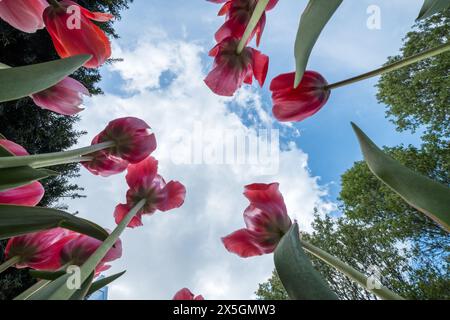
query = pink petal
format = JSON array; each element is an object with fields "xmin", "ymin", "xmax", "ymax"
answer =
[
  {"xmin": 222, "ymin": 229, "xmax": 265, "ymax": 258},
  {"xmin": 0, "ymin": 139, "xmax": 29, "ymax": 156},
  {"xmin": 0, "ymin": 181, "xmax": 44, "ymax": 206},
  {"xmin": 157, "ymin": 181, "xmax": 187, "ymax": 212},
  {"xmin": 173, "ymin": 288, "xmax": 204, "ymax": 300},
  {"xmin": 0, "ymin": 0, "xmax": 47, "ymax": 33},
  {"xmin": 31, "ymin": 77, "xmax": 89, "ymax": 115},
  {"xmin": 243, "ymin": 183, "xmax": 288, "ymax": 219},
  {"xmin": 250, "ymin": 48, "xmax": 269, "ymax": 87},
  {"xmin": 114, "ymin": 203, "xmax": 143, "ymax": 228},
  {"xmin": 126, "ymin": 156, "xmax": 159, "ymax": 190},
  {"xmin": 270, "ymin": 71, "xmax": 330, "ymax": 122}
]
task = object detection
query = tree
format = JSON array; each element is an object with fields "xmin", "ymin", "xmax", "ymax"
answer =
[
  {"xmin": 0, "ymin": 0, "xmax": 133, "ymax": 300},
  {"xmin": 377, "ymin": 9, "xmax": 449, "ymax": 143}
]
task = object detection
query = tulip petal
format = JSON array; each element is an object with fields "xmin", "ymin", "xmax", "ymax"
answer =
[
  {"xmin": 113, "ymin": 203, "xmax": 143, "ymax": 228},
  {"xmin": 157, "ymin": 181, "xmax": 187, "ymax": 212},
  {"xmin": 222, "ymin": 229, "xmax": 265, "ymax": 258},
  {"xmin": 0, "ymin": 181, "xmax": 44, "ymax": 206}
]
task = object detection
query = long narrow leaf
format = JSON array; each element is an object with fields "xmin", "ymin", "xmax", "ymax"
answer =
[
  {"xmin": 0, "ymin": 205, "xmax": 109, "ymax": 241},
  {"xmin": 274, "ymin": 223, "xmax": 338, "ymax": 300},
  {"xmin": 0, "ymin": 167, "xmax": 58, "ymax": 191},
  {"xmin": 86, "ymin": 271, "xmax": 126, "ymax": 297},
  {"xmin": 351, "ymin": 123, "xmax": 450, "ymax": 232},
  {"xmin": 417, "ymin": 0, "xmax": 450, "ymax": 20},
  {"xmin": 294, "ymin": 0, "xmax": 342, "ymax": 87},
  {"xmin": 0, "ymin": 55, "xmax": 90, "ymax": 102},
  {"xmin": 69, "ymin": 273, "xmax": 95, "ymax": 300}
]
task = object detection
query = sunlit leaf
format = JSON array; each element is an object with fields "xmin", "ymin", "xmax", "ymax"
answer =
[
  {"xmin": 86, "ymin": 271, "xmax": 126, "ymax": 297},
  {"xmin": 274, "ymin": 223, "xmax": 338, "ymax": 300},
  {"xmin": 352, "ymin": 122, "xmax": 450, "ymax": 232},
  {"xmin": 0, "ymin": 55, "xmax": 90, "ymax": 102},
  {"xmin": 417, "ymin": 0, "xmax": 450, "ymax": 20},
  {"xmin": 0, "ymin": 205, "xmax": 109, "ymax": 241},
  {"xmin": 0, "ymin": 167, "xmax": 58, "ymax": 192},
  {"xmin": 294, "ymin": 0, "xmax": 342, "ymax": 87}
]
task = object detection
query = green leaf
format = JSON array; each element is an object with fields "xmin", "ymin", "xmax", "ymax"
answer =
[
  {"xmin": 86, "ymin": 271, "xmax": 126, "ymax": 297},
  {"xmin": 14, "ymin": 280, "xmax": 51, "ymax": 300},
  {"xmin": 351, "ymin": 123, "xmax": 450, "ymax": 232},
  {"xmin": 0, "ymin": 167, "xmax": 58, "ymax": 192},
  {"xmin": 69, "ymin": 273, "xmax": 95, "ymax": 300},
  {"xmin": 417, "ymin": 0, "xmax": 450, "ymax": 20},
  {"xmin": 0, "ymin": 55, "xmax": 91, "ymax": 103},
  {"xmin": 0, "ymin": 136, "xmax": 59, "ymax": 191},
  {"xmin": 274, "ymin": 223, "xmax": 338, "ymax": 300},
  {"xmin": 0, "ymin": 205, "xmax": 109, "ymax": 241},
  {"xmin": 294, "ymin": 0, "xmax": 342, "ymax": 87},
  {"xmin": 29, "ymin": 270, "xmax": 66, "ymax": 281}
]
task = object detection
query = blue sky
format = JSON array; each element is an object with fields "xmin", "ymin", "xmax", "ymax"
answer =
[
  {"xmin": 105, "ymin": 0, "xmax": 424, "ymax": 200},
  {"xmin": 67, "ymin": 0, "xmax": 425, "ymax": 299}
]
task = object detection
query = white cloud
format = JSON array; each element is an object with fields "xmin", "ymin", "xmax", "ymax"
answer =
[{"xmin": 68, "ymin": 30, "xmax": 334, "ymax": 300}]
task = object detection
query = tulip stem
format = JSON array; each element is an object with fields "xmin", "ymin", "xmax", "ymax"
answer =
[
  {"xmin": 325, "ymin": 42, "xmax": 450, "ymax": 90},
  {"xmin": 32, "ymin": 156, "xmax": 94, "ymax": 169},
  {"xmin": 0, "ymin": 256, "xmax": 21, "ymax": 274},
  {"xmin": 298, "ymin": 238, "xmax": 405, "ymax": 300},
  {"xmin": 236, "ymin": 0, "xmax": 270, "ymax": 54},
  {"xmin": 44, "ymin": 199, "xmax": 147, "ymax": 300},
  {"xmin": 0, "ymin": 141, "xmax": 114, "ymax": 169}
]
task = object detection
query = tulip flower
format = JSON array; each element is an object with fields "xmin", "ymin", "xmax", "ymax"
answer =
[
  {"xmin": 204, "ymin": 37, "xmax": 268, "ymax": 96},
  {"xmin": 60, "ymin": 233, "xmax": 122, "ymax": 274},
  {"xmin": 270, "ymin": 71, "xmax": 330, "ymax": 122},
  {"xmin": 31, "ymin": 77, "xmax": 90, "ymax": 115},
  {"xmin": 222, "ymin": 183, "xmax": 292, "ymax": 258},
  {"xmin": 43, "ymin": 0, "xmax": 113, "ymax": 68},
  {"xmin": 82, "ymin": 117, "xmax": 157, "ymax": 177},
  {"xmin": 114, "ymin": 156, "xmax": 186, "ymax": 228},
  {"xmin": 0, "ymin": 139, "xmax": 44, "ymax": 206},
  {"xmin": 0, "ymin": 0, "xmax": 48, "ymax": 33},
  {"xmin": 210, "ymin": 0, "xmax": 278, "ymax": 46},
  {"xmin": 173, "ymin": 288, "xmax": 204, "ymax": 300},
  {"xmin": 4, "ymin": 228, "xmax": 73, "ymax": 271}
]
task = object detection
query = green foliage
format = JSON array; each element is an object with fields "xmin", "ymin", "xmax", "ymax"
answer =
[
  {"xmin": 377, "ymin": 10, "xmax": 450, "ymax": 143},
  {"xmin": 256, "ymin": 270, "xmax": 288, "ymax": 300}
]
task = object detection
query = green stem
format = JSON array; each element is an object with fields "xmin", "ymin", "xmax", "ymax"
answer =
[
  {"xmin": 32, "ymin": 156, "xmax": 94, "ymax": 169},
  {"xmin": 325, "ymin": 42, "xmax": 450, "ymax": 90},
  {"xmin": 0, "ymin": 256, "xmax": 21, "ymax": 273},
  {"xmin": 299, "ymin": 238, "xmax": 405, "ymax": 300},
  {"xmin": 63, "ymin": 199, "xmax": 146, "ymax": 298},
  {"xmin": 0, "ymin": 63, "xmax": 10, "ymax": 69},
  {"xmin": 236, "ymin": 0, "xmax": 270, "ymax": 54},
  {"xmin": 0, "ymin": 141, "xmax": 114, "ymax": 169}
]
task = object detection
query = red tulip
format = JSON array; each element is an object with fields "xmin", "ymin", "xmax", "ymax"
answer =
[
  {"xmin": 204, "ymin": 37, "xmax": 268, "ymax": 96},
  {"xmin": 0, "ymin": 0, "xmax": 48, "ymax": 33},
  {"xmin": 5, "ymin": 228, "xmax": 74, "ymax": 270},
  {"xmin": 82, "ymin": 150, "xmax": 129, "ymax": 177},
  {"xmin": 0, "ymin": 139, "xmax": 44, "ymax": 206},
  {"xmin": 43, "ymin": 0, "xmax": 113, "ymax": 68},
  {"xmin": 222, "ymin": 183, "xmax": 292, "ymax": 258},
  {"xmin": 60, "ymin": 233, "xmax": 122, "ymax": 274},
  {"xmin": 173, "ymin": 288, "xmax": 204, "ymax": 300},
  {"xmin": 210, "ymin": 0, "xmax": 278, "ymax": 46},
  {"xmin": 114, "ymin": 156, "xmax": 186, "ymax": 228},
  {"xmin": 31, "ymin": 77, "xmax": 90, "ymax": 115},
  {"xmin": 270, "ymin": 71, "xmax": 330, "ymax": 122},
  {"xmin": 82, "ymin": 117, "xmax": 157, "ymax": 177}
]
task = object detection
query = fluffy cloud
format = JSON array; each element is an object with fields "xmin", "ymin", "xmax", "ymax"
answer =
[{"xmin": 68, "ymin": 31, "xmax": 334, "ymax": 300}]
